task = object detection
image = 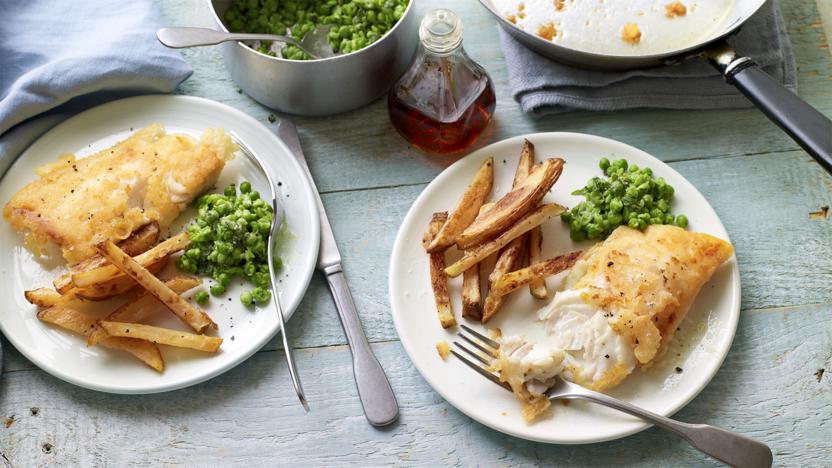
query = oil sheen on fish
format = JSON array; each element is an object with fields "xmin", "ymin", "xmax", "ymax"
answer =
[{"xmin": 4, "ymin": 125, "xmax": 236, "ymax": 264}]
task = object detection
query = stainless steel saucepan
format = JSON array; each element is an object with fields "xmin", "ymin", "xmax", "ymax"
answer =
[
  {"xmin": 478, "ymin": 0, "xmax": 832, "ymax": 173},
  {"xmin": 207, "ymin": 0, "xmax": 418, "ymax": 116}
]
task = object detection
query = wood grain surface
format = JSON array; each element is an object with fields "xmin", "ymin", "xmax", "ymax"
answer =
[{"xmin": 1, "ymin": 0, "xmax": 830, "ymax": 466}]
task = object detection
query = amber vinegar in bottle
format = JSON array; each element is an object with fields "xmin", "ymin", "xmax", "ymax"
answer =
[{"xmin": 388, "ymin": 9, "xmax": 496, "ymax": 155}]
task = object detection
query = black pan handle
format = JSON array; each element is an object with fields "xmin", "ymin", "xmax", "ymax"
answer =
[{"xmin": 706, "ymin": 42, "xmax": 832, "ymax": 173}]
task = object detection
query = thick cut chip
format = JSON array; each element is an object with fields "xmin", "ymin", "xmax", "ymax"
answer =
[
  {"xmin": 24, "ymin": 257, "xmax": 168, "ymax": 308},
  {"xmin": 74, "ymin": 256, "xmax": 168, "ymax": 300},
  {"xmin": 37, "ymin": 307, "xmax": 163, "ymax": 371},
  {"xmin": 481, "ymin": 239, "xmax": 526, "ymax": 323},
  {"xmin": 460, "ymin": 203, "xmax": 494, "ymax": 321},
  {"xmin": 461, "ymin": 263, "xmax": 482, "ymax": 321},
  {"xmin": 456, "ymin": 158, "xmax": 564, "ymax": 249},
  {"xmin": 54, "ymin": 222, "xmax": 160, "ymax": 293},
  {"xmin": 482, "ymin": 140, "xmax": 535, "ymax": 322},
  {"xmin": 95, "ymin": 240, "xmax": 215, "ymax": 333},
  {"xmin": 527, "ymin": 225, "xmax": 548, "ymax": 299},
  {"xmin": 72, "ymin": 232, "xmax": 189, "ymax": 288},
  {"xmin": 490, "ymin": 250, "xmax": 583, "ymax": 298},
  {"xmin": 445, "ymin": 203, "xmax": 565, "ymax": 278},
  {"xmin": 24, "ymin": 288, "xmax": 63, "ymax": 308},
  {"xmin": 99, "ymin": 322, "xmax": 222, "ymax": 353},
  {"xmin": 423, "ymin": 212, "xmax": 456, "ymax": 329},
  {"xmin": 426, "ymin": 158, "xmax": 493, "ymax": 253},
  {"xmin": 87, "ymin": 276, "xmax": 201, "ymax": 347}
]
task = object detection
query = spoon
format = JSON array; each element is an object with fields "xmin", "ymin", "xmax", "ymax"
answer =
[{"xmin": 156, "ymin": 27, "xmax": 335, "ymax": 60}]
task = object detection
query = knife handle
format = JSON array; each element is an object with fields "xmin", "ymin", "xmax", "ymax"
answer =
[{"xmin": 325, "ymin": 269, "xmax": 399, "ymax": 426}]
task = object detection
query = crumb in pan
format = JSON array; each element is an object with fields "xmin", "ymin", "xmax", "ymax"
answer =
[
  {"xmin": 536, "ymin": 22, "xmax": 557, "ymax": 41},
  {"xmin": 622, "ymin": 23, "xmax": 642, "ymax": 44},
  {"xmin": 665, "ymin": 1, "xmax": 688, "ymax": 18}
]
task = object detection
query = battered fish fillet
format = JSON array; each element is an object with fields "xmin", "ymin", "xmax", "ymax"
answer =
[
  {"xmin": 4, "ymin": 125, "xmax": 236, "ymax": 264},
  {"xmin": 493, "ymin": 225, "xmax": 734, "ymax": 421},
  {"xmin": 573, "ymin": 224, "xmax": 734, "ymax": 366}
]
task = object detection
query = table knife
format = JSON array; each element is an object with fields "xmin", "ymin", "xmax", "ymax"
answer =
[{"xmin": 276, "ymin": 120, "xmax": 399, "ymax": 427}]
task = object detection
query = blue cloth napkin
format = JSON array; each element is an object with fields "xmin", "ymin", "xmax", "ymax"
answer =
[
  {"xmin": 498, "ymin": 0, "xmax": 796, "ymax": 116},
  {"xmin": 0, "ymin": 0, "xmax": 192, "ymax": 176}
]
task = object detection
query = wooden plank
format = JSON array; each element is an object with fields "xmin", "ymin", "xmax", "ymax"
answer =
[
  {"xmin": 0, "ymin": 304, "xmax": 829, "ymax": 466},
  {"xmin": 673, "ymin": 149, "xmax": 832, "ymax": 310},
  {"xmin": 3, "ymin": 146, "xmax": 832, "ymax": 374},
  {"xmin": 817, "ymin": 0, "xmax": 832, "ymax": 51},
  {"xmin": 157, "ymin": 0, "xmax": 832, "ymax": 194}
]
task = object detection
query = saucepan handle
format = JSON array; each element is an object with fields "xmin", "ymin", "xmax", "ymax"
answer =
[{"xmin": 706, "ymin": 42, "xmax": 832, "ymax": 173}]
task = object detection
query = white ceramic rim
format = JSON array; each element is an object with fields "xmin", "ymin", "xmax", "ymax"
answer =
[
  {"xmin": 0, "ymin": 95, "xmax": 320, "ymax": 394},
  {"xmin": 389, "ymin": 132, "xmax": 740, "ymax": 444}
]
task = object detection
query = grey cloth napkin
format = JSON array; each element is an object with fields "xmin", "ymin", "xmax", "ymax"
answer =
[
  {"xmin": 498, "ymin": 0, "xmax": 796, "ymax": 116},
  {"xmin": 0, "ymin": 0, "xmax": 193, "ymax": 176}
]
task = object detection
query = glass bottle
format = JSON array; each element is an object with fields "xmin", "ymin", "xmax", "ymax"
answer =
[{"xmin": 388, "ymin": 9, "xmax": 496, "ymax": 155}]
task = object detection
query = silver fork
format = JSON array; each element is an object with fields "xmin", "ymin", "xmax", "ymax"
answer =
[
  {"xmin": 231, "ymin": 134, "xmax": 308, "ymax": 411},
  {"xmin": 453, "ymin": 324, "xmax": 773, "ymax": 468}
]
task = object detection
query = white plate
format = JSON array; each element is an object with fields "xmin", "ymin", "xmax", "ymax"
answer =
[
  {"xmin": 0, "ymin": 95, "xmax": 319, "ymax": 394},
  {"xmin": 390, "ymin": 133, "xmax": 740, "ymax": 444}
]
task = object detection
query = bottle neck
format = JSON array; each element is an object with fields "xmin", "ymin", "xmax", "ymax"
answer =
[
  {"xmin": 420, "ymin": 41, "xmax": 465, "ymax": 59},
  {"xmin": 419, "ymin": 8, "xmax": 464, "ymax": 55}
]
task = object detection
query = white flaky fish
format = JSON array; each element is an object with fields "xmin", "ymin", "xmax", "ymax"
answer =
[{"xmin": 493, "ymin": 224, "xmax": 734, "ymax": 421}]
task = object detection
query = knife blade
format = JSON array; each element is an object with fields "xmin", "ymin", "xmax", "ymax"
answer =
[{"xmin": 276, "ymin": 120, "xmax": 399, "ymax": 427}]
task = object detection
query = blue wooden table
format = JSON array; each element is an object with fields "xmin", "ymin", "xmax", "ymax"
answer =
[{"xmin": 1, "ymin": 0, "xmax": 831, "ymax": 465}]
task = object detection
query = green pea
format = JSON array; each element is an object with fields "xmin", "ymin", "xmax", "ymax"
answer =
[
  {"xmin": 240, "ymin": 291, "xmax": 254, "ymax": 306},
  {"xmin": 179, "ymin": 180, "xmax": 284, "ymax": 303},
  {"xmin": 210, "ymin": 283, "xmax": 226, "ymax": 296},
  {"xmin": 251, "ymin": 287, "xmax": 272, "ymax": 303},
  {"xmin": 570, "ymin": 225, "xmax": 587, "ymax": 241},
  {"xmin": 195, "ymin": 291, "xmax": 210, "ymax": 304},
  {"xmin": 226, "ymin": 0, "xmax": 410, "ymax": 59},
  {"xmin": 675, "ymin": 214, "xmax": 689, "ymax": 228},
  {"xmin": 563, "ymin": 157, "xmax": 681, "ymax": 239}
]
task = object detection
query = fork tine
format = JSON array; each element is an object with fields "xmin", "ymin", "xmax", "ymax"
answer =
[
  {"xmin": 452, "ymin": 341, "xmax": 491, "ymax": 366},
  {"xmin": 450, "ymin": 348, "xmax": 511, "ymax": 391},
  {"xmin": 460, "ymin": 323, "xmax": 501, "ymax": 350},
  {"xmin": 228, "ymin": 133, "xmax": 277, "ymax": 203},
  {"xmin": 458, "ymin": 331, "xmax": 499, "ymax": 359}
]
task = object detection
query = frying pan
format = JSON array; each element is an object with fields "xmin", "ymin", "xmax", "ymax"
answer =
[{"xmin": 478, "ymin": 0, "xmax": 832, "ymax": 173}]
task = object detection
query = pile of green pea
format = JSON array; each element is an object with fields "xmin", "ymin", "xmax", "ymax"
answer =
[
  {"xmin": 224, "ymin": 0, "xmax": 410, "ymax": 60},
  {"xmin": 177, "ymin": 181, "xmax": 282, "ymax": 307},
  {"xmin": 561, "ymin": 158, "xmax": 688, "ymax": 241}
]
